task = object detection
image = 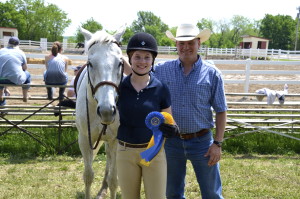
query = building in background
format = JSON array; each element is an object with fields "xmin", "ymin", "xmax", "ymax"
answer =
[
  {"xmin": 0, "ymin": 27, "xmax": 18, "ymax": 39},
  {"xmin": 0, "ymin": 27, "xmax": 18, "ymax": 48},
  {"xmin": 240, "ymin": 35, "xmax": 270, "ymax": 49}
]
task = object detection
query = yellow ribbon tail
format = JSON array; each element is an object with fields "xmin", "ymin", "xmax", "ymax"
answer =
[
  {"xmin": 140, "ymin": 159, "xmax": 151, "ymax": 166},
  {"xmin": 140, "ymin": 138, "xmax": 166, "ymax": 167},
  {"xmin": 140, "ymin": 136, "xmax": 155, "ymax": 166}
]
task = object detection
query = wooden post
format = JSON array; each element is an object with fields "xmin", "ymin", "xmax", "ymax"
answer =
[{"xmin": 244, "ymin": 58, "xmax": 251, "ymax": 93}]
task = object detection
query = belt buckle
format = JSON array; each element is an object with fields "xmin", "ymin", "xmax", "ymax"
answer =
[{"xmin": 179, "ymin": 133, "xmax": 185, "ymax": 139}]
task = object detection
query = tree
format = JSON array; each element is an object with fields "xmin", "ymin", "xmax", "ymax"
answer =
[
  {"xmin": 260, "ymin": 14, "xmax": 296, "ymax": 50},
  {"xmin": 121, "ymin": 27, "xmax": 134, "ymax": 45},
  {"xmin": 197, "ymin": 18, "xmax": 216, "ymax": 47},
  {"xmin": 0, "ymin": 0, "xmax": 70, "ymax": 41},
  {"xmin": 230, "ymin": 15, "xmax": 257, "ymax": 46},
  {"xmin": 75, "ymin": 18, "xmax": 103, "ymax": 43},
  {"xmin": 129, "ymin": 11, "xmax": 169, "ymax": 45},
  {"xmin": 0, "ymin": 2, "xmax": 24, "ymax": 28}
]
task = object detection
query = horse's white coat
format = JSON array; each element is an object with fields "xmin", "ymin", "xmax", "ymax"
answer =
[{"xmin": 76, "ymin": 27, "xmax": 125, "ymax": 199}]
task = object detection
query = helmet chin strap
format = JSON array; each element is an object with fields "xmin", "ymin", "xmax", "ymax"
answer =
[{"xmin": 132, "ymin": 68, "xmax": 151, "ymax": 76}]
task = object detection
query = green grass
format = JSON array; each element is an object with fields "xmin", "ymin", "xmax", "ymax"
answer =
[
  {"xmin": 0, "ymin": 128, "xmax": 82, "ymax": 157},
  {"xmin": 0, "ymin": 126, "xmax": 300, "ymax": 198},
  {"xmin": 0, "ymin": 154, "xmax": 299, "ymax": 199},
  {"xmin": 222, "ymin": 131, "xmax": 300, "ymax": 155},
  {"xmin": 1, "ymin": 127, "xmax": 299, "ymax": 157}
]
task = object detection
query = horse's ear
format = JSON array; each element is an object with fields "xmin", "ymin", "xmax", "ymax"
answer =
[
  {"xmin": 80, "ymin": 27, "xmax": 93, "ymax": 41},
  {"xmin": 113, "ymin": 25, "xmax": 126, "ymax": 43}
]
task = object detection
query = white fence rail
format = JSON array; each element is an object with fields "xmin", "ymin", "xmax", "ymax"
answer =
[
  {"xmin": 212, "ymin": 59, "xmax": 300, "ymax": 92},
  {"xmin": 1, "ymin": 38, "xmax": 300, "ymax": 60},
  {"xmin": 25, "ymin": 55, "xmax": 300, "ymax": 93}
]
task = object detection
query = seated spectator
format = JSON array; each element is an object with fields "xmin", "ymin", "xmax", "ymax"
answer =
[
  {"xmin": 0, "ymin": 36, "xmax": 31, "ymax": 105},
  {"xmin": 55, "ymin": 65, "xmax": 82, "ymax": 110},
  {"xmin": 44, "ymin": 41, "xmax": 69, "ymax": 100}
]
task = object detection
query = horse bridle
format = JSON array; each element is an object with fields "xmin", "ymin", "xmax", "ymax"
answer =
[
  {"xmin": 86, "ymin": 61, "xmax": 123, "ymax": 97},
  {"xmin": 86, "ymin": 40, "xmax": 123, "ymax": 97},
  {"xmin": 85, "ymin": 40, "xmax": 124, "ymax": 150}
]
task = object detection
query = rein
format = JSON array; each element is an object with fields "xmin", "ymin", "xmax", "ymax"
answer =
[
  {"xmin": 84, "ymin": 40, "xmax": 124, "ymax": 150},
  {"xmin": 86, "ymin": 89, "xmax": 107, "ymax": 150}
]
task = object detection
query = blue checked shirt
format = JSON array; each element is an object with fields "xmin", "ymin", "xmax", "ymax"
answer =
[{"xmin": 154, "ymin": 57, "xmax": 227, "ymax": 133}]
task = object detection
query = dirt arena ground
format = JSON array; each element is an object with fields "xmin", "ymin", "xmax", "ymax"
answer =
[{"xmin": 4, "ymin": 53, "xmax": 300, "ymax": 106}]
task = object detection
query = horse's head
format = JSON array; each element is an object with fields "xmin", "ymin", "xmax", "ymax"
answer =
[{"xmin": 80, "ymin": 27, "xmax": 125, "ymax": 124}]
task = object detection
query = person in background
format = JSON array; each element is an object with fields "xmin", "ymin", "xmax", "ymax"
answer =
[
  {"xmin": 116, "ymin": 32, "xmax": 175, "ymax": 199},
  {"xmin": 0, "ymin": 36, "xmax": 31, "ymax": 105},
  {"xmin": 155, "ymin": 23, "xmax": 227, "ymax": 199},
  {"xmin": 54, "ymin": 65, "xmax": 81, "ymax": 110},
  {"xmin": 67, "ymin": 65, "xmax": 81, "ymax": 98},
  {"xmin": 44, "ymin": 41, "xmax": 69, "ymax": 100}
]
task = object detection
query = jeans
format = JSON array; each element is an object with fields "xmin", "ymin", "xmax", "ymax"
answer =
[
  {"xmin": 164, "ymin": 131, "xmax": 223, "ymax": 199},
  {"xmin": 0, "ymin": 70, "xmax": 31, "ymax": 89},
  {"xmin": 45, "ymin": 81, "xmax": 67, "ymax": 100}
]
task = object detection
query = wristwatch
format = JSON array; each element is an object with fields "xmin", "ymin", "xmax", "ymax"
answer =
[{"xmin": 213, "ymin": 140, "xmax": 222, "ymax": 147}]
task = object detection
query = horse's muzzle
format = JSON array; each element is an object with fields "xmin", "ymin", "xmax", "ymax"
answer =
[{"xmin": 97, "ymin": 105, "xmax": 117, "ymax": 124}]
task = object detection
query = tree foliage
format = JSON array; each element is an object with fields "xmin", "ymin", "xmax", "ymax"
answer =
[
  {"xmin": 75, "ymin": 18, "xmax": 103, "ymax": 43},
  {"xmin": 127, "ymin": 11, "xmax": 171, "ymax": 46},
  {"xmin": 260, "ymin": 14, "xmax": 296, "ymax": 50},
  {"xmin": 0, "ymin": 0, "xmax": 70, "ymax": 41},
  {"xmin": 0, "ymin": 1, "xmax": 24, "ymax": 28}
]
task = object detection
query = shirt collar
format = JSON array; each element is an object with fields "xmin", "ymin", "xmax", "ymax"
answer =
[
  {"xmin": 123, "ymin": 73, "xmax": 158, "ymax": 89},
  {"xmin": 176, "ymin": 55, "xmax": 203, "ymax": 71}
]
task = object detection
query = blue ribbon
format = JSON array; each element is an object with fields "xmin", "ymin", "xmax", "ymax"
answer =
[{"xmin": 140, "ymin": 111, "xmax": 165, "ymax": 165}]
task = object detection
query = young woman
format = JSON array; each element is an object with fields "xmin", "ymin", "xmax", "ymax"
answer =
[
  {"xmin": 116, "ymin": 32, "xmax": 173, "ymax": 199},
  {"xmin": 44, "ymin": 41, "xmax": 69, "ymax": 100}
]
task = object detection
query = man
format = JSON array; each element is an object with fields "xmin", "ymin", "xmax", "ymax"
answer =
[
  {"xmin": 0, "ymin": 36, "xmax": 31, "ymax": 104},
  {"xmin": 155, "ymin": 23, "xmax": 227, "ymax": 199}
]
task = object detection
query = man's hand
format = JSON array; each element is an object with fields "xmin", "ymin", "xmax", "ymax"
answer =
[
  {"xmin": 204, "ymin": 144, "xmax": 222, "ymax": 166},
  {"xmin": 159, "ymin": 123, "xmax": 179, "ymax": 138}
]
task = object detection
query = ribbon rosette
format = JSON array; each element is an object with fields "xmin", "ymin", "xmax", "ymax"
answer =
[{"xmin": 140, "ymin": 111, "xmax": 175, "ymax": 166}]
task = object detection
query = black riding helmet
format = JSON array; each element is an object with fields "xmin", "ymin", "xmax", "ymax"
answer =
[{"xmin": 126, "ymin": 32, "xmax": 158, "ymax": 63}]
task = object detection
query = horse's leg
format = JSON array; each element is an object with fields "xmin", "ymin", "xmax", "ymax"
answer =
[
  {"xmin": 96, "ymin": 156, "xmax": 108, "ymax": 199},
  {"xmin": 79, "ymin": 132, "xmax": 94, "ymax": 199},
  {"xmin": 96, "ymin": 139, "xmax": 118, "ymax": 199}
]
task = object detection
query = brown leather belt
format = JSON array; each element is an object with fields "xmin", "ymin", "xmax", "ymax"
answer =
[
  {"xmin": 176, "ymin": 129, "xmax": 209, "ymax": 140},
  {"xmin": 118, "ymin": 140, "xmax": 148, "ymax": 148}
]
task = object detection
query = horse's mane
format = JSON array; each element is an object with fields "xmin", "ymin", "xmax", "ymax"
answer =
[{"xmin": 86, "ymin": 30, "xmax": 116, "ymax": 49}]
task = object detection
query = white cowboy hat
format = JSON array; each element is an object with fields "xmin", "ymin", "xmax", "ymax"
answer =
[{"xmin": 166, "ymin": 23, "xmax": 211, "ymax": 43}]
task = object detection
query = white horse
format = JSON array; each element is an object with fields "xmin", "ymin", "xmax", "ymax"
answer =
[{"xmin": 76, "ymin": 27, "xmax": 125, "ymax": 199}]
